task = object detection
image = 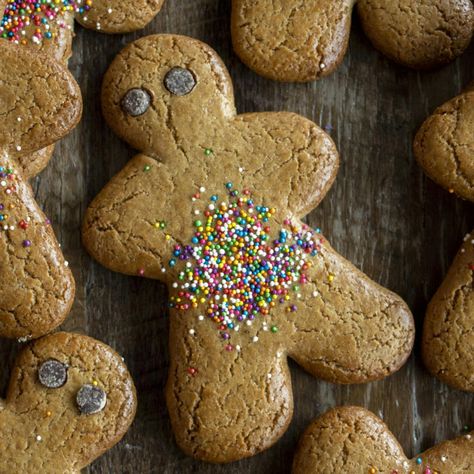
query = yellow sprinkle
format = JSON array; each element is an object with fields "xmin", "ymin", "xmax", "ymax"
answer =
[
  {"xmin": 92, "ymin": 380, "xmax": 98, "ymax": 386},
  {"xmin": 328, "ymin": 274, "xmax": 334, "ymax": 282}
]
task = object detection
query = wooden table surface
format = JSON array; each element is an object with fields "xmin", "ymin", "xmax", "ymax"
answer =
[{"xmin": 1, "ymin": 1, "xmax": 473, "ymax": 473}]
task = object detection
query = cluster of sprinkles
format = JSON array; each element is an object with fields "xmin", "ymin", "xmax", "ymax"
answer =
[
  {"xmin": 0, "ymin": 0, "xmax": 91, "ymax": 45},
  {"xmin": 168, "ymin": 182, "xmax": 323, "ymax": 350}
]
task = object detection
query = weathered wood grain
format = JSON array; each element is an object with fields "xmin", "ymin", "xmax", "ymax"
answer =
[{"xmin": 1, "ymin": 1, "xmax": 473, "ymax": 472}]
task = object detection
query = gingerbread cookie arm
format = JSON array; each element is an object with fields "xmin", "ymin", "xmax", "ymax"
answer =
[
  {"xmin": 414, "ymin": 91, "xmax": 474, "ymax": 202},
  {"xmin": 288, "ymin": 236, "xmax": 414, "ymax": 384},
  {"xmin": 0, "ymin": 154, "xmax": 75, "ymax": 338},
  {"xmin": 16, "ymin": 145, "xmax": 56, "ymax": 180},
  {"xmin": 357, "ymin": 0, "xmax": 474, "ymax": 70},
  {"xmin": 77, "ymin": 0, "xmax": 164, "ymax": 33},
  {"xmin": 231, "ymin": 0, "xmax": 355, "ymax": 82},
  {"xmin": 422, "ymin": 231, "xmax": 474, "ymax": 391},
  {"xmin": 1, "ymin": 332, "xmax": 137, "ymax": 472},
  {"xmin": 293, "ymin": 406, "xmax": 474, "ymax": 473}
]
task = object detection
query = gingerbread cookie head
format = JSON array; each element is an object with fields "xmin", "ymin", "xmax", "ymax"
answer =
[
  {"xmin": 231, "ymin": 0, "xmax": 474, "ymax": 82},
  {"xmin": 0, "ymin": 332, "xmax": 137, "ymax": 472},
  {"xmin": 293, "ymin": 406, "xmax": 474, "ymax": 473},
  {"xmin": 83, "ymin": 34, "xmax": 414, "ymax": 462},
  {"xmin": 414, "ymin": 88, "xmax": 474, "ymax": 202},
  {"xmin": 422, "ymin": 231, "xmax": 474, "ymax": 392},
  {"xmin": 0, "ymin": 40, "xmax": 81, "ymax": 338}
]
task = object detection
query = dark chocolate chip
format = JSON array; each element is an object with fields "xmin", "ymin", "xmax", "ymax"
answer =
[
  {"xmin": 76, "ymin": 384, "xmax": 107, "ymax": 415},
  {"xmin": 164, "ymin": 67, "xmax": 196, "ymax": 96},
  {"xmin": 121, "ymin": 88, "xmax": 151, "ymax": 116},
  {"xmin": 38, "ymin": 359, "xmax": 68, "ymax": 389}
]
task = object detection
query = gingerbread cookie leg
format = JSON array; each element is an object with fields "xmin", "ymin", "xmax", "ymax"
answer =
[
  {"xmin": 231, "ymin": 0, "xmax": 354, "ymax": 82},
  {"xmin": 423, "ymin": 231, "xmax": 474, "ymax": 392},
  {"xmin": 0, "ymin": 41, "xmax": 81, "ymax": 338},
  {"xmin": 357, "ymin": 0, "xmax": 474, "ymax": 70},
  {"xmin": 0, "ymin": 332, "xmax": 137, "ymax": 472},
  {"xmin": 292, "ymin": 406, "xmax": 474, "ymax": 473}
]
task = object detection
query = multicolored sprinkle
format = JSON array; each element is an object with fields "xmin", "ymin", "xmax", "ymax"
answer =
[
  {"xmin": 0, "ymin": 0, "xmax": 91, "ymax": 45},
  {"xmin": 169, "ymin": 183, "xmax": 323, "ymax": 347}
]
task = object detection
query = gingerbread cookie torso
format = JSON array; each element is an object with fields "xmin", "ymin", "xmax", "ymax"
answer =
[
  {"xmin": 82, "ymin": 34, "xmax": 415, "ymax": 462},
  {"xmin": 0, "ymin": 40, "xmax": 81, "ymax": 339},
  {"xmin": 293, "ymin": 406, "xmax": 474, "ymax": 473},
  {"xmin": 0, "ymin": 0, "xmax": 166, "ymax": 179},
  {"xmin": 0, "ymin": 332, "xmax": 137, "ymax": 473},
  {"xmin": 231, "ymin": 0, "xmax": 474, "ymax": 82}
]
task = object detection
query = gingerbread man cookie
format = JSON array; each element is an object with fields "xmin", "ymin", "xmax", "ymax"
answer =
[
  {"xmin": 0, "ymin": 0, "xmax": 166, "ymax": 179},
  {"xmin": 231, "ymin": 0, "xmax": 474, "ymax": 82},
  {"xmin": 293, "ymin": 406, "xmax": 474, "ymax": 473},
  {"xmin": 0, "ymin": 331, "xmax": 137, "ymax": 473},
  {"xmin": 82, "ymin": 34, "xmax": 415, "ymax": 462},
  {"xmin": 0, "ymin": 40, "xmax": 81, "ymax": 339},
  {"xmin": 422, "ymin": 231, "xmax": 474, "ymax": 392}
]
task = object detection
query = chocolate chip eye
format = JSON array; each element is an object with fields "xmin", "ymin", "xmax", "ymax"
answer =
[
  {"xmin": 38, "ymin": 359, "xmax": 68, "ymax": 389},
  {"xmin": 76, "ymin": 384, "xmax": 107, "ymax": 415},
  {"xmin": 164, "ymin": 67, "xmax": 196, "ymax": 96},
  {"xmin": 121, "ymin": 88, "xmax": 151, "ymax": 117}
]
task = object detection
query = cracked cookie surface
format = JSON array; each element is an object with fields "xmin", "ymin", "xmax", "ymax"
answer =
[
  {"xmin": 422, "ymin": 232, "xmax": 474, "ymax": 392},
  {"xmin": 414, "ymin": 90, "xmax": 474, "ymax": 203},
  {"xmin": 293, "ymin": 406, "xmax": 474, "ymax": 473},
  {"xmin": 83, "ymin": 33, "xmax": 414, "ymax": 463}
]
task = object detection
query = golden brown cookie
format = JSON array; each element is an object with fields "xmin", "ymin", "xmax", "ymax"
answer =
[
  {"xmin": 293, "ymin": 406, "xmax": 474, "ymax": 473},
  {"xmin": 414, "ymin": 89, "xmax": 474, "ymax": 203},
  {"xmin": 0, "ymin": 332, "xmax": 137, "ymax": 473},
  {"xmin": 231, "ymin": 0, "xmax": 474, "ymax": 82},
  {"xmin": 1, "ymin": 0, "xmax": 165, "ymax": 178},
  {"xmin": 0, "ymin": 40, "xmax": 81, "ymax": 339},
  {"xmin": 83, "ymin": 34, "xmax": 415, "ymax": 462},
  {"xmin": 422, "ymin": 231, "xmax": 474, "ymax": 392}
]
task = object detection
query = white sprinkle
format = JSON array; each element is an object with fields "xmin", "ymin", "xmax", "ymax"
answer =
[
  {"xmin": 161, "ymin": 268, "xmax": 166, "ymax": 273},
  {"xmin": 172, "ymin": 282, "xmax": 178, "ymax": 288},
  {"xmin": 0, "ymin": 180, "xmax": 6, "ymax": 187},
  {"xmin": 64, "ymin": 261, "xmax": 69, "ymax": 267},
  {"xmin": 189, "ymin": 329, "xmax": 195, "ymax": 336},
  {"xmin": 239, "ymin": 167, "xmax": 244, "ymax": 173},
  {"xmin": 246, "ymin": 320, "xmax": 252, "ymax": 326},
  {"xmin": 466, "ymin": 434, "xmax": 472, "ymax": 440},
  {"xmin": 441, "ymin": 456, "xmax": 447, "ymax": 462},
  {"xmin": 276, "ymin": 351, "xmax": 282, "ymax": 358},
  {"xmin": 36, "ymin": 435, "xmax": 42, "ymax": 442},
  {"xmin": 107, "ymin": 7, "xmax": 112, "ymax": 13},
  {"xmin": 198, "ymin": 315, "xmax": 204, "ymax": 321},
  {"xmin": 252, "ymin": 336, "xmax": 258, "ymax": 342},
  {"xmin": 236, "ymin": 345, "xmax": 241, "ymax": 352},
  {"xmin": 320, "ymin": 62, "xmax": 326, "ymax": 70},
  {"xmin": 267, "ymin": 373, "xmax": 272, "ymax": 379},
  {"xmin": 17, "ymin": 117, "xmax": 22, "ymax": 122},
  {"xmin": 83, "ymin": 16, "xmax": 88, "ymax": 21},
  {"xmin": 312, "ymin": 291, "xmax": 319, "ymax": 297},
  {"xmin": 194, "ymin": 210, "xmax": 200, "ymax": 215},
  {"xmin": 199, "ymin": 186, "xmax": 206, "ymax": 193}
]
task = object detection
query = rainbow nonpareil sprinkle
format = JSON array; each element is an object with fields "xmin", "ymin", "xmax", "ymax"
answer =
[
  {"xmin": 0, "ymin": 0, "xmax": 91, "ymax": 45},
  {"xmin": 169, "ymin": 183, "xmax": 323, "ymax": 346}
]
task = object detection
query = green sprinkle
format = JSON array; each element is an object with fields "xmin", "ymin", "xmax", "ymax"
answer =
[
  {"xmin": 271, "ymin": 326, "xmax": 278, "ymax": 333},
  {"xmin": 143, "ymin": 165, "xmax": 151, "ymax": 172},
  {"xmin": 194, "ymin": 220, "xmax": 202, "ymax": 227},
  {"xmin": 204, "ymin": 148, "xmax": 213, "ymax": 156}
]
